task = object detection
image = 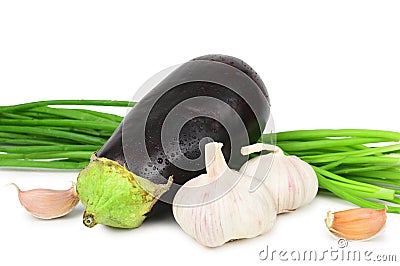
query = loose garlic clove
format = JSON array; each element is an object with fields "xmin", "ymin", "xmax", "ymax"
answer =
[
  {"xmin": 325, "ymin": 208, "xmax": 386, "ymax": 241},
  {"xmin": 240, "ymin": 143, "xmax": 318, "ymax": 214},
  {"xmin": 173, "ymin": 142, "xmax": 276, "ymax": 248},
  {"xmin": 12, "ymin": 182, "xmax": 79, "ymax": 219}
]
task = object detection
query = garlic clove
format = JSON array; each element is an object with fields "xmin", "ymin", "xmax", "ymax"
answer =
[
  {"xmin": 11, "ymin": 182, "xmax": 79, "ymax": 219},
  {"xmin": 325, "ymin": 208, "xmax": 386, "ymax": 241}
]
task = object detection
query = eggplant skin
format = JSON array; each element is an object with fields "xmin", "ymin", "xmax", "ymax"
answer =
[
  {"xmin": 192, "ymin": 54, "xmax": 270, "ymax": 104},
  {"xmin": 97, "ymin": 54, "xmax": 270, "ymax": 204}
]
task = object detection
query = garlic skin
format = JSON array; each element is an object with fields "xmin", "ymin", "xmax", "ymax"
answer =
[
  {"xmin": 12, "ymin": 182, "xmax": 79, "ymax": 219},
  {"xmin": 240, "ymin": 143, "xmax": 318, "ymax": 214},
  {"xmin": 173, "ymin": 142, "xmax": 276, "ymax": 248}
]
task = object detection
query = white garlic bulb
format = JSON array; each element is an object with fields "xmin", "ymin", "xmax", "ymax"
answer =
[
  {"xmin": 173, "ymin": 142, "xmax": 276, "ymax": 248},
  {"xmin": 240, "ymin": 143, "xmax": 318, "ymax": 214}
]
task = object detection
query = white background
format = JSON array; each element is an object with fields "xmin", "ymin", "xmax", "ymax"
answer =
[{"xmin": 1, "ymin": 1, "xmax": 400, "ymax": 265}]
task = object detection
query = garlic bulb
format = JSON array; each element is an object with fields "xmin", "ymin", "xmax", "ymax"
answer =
[
  {"xmin": 173, "ymin": 142, "xmax": 276, "ymax": 248},
  {"xmin": 240, "ymin": 143, "xmax": 318, "ymax": 214}
]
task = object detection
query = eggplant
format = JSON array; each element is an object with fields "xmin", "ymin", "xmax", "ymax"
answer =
[{"xmin": 76, "ymin": 54, "xmax": 271, "ymax": 228}]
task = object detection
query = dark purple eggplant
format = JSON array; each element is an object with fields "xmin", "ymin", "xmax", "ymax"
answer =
[{"xmin": 76, "ymin": 54, "xmax": 271, "ymax": 228}]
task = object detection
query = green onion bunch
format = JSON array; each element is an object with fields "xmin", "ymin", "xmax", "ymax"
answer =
[{"xmin": 1, "ymin": 100, "xmax": 400, "ymax": 213}]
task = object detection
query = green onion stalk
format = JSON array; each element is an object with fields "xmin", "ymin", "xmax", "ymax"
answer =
[{"xmin": 1, "ymin": 100, "xmax": 400, "ymax": 213}]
